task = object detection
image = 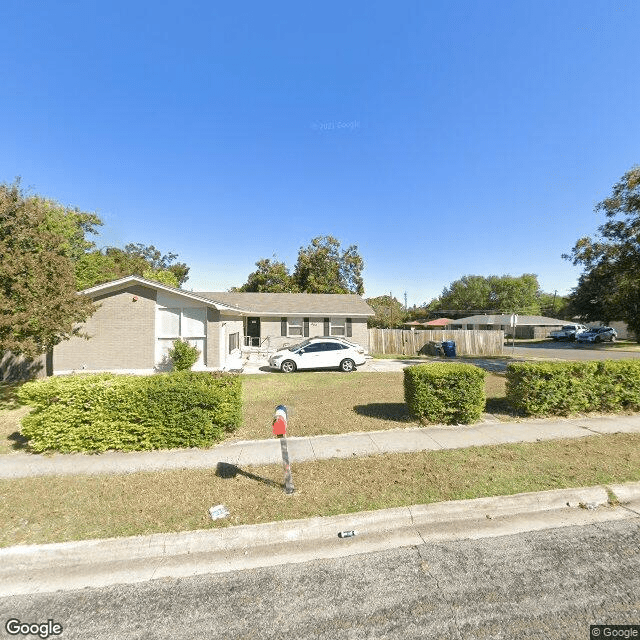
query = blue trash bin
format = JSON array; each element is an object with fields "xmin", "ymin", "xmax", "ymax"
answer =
[{"xmin": 442, "ymin": 340, "xmax": 456, "ymax": 357}]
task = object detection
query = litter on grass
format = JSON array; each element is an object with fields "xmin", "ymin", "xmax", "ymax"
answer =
[{"xmin": 209, "ymin": 504, "xmax": 230, "ymax": 520}]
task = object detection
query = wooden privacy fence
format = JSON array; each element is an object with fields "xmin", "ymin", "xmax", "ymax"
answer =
[{"xmin": 368, "ymin": 329, "xmax": 504, "ymax": 357}]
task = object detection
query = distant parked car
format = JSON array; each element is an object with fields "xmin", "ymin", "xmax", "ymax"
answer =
[
  {"xmin": 576, "ymin": 327, "xmax": 618, "ymax": 343},
  {"xmin": 269, "ymin": 337, "xmax": 367, "ymax": 373},
  {"xmin": 549, "ymin": 324, "xmax": 588, "ymax": 341}
]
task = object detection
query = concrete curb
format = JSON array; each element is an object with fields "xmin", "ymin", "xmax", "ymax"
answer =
[{"xmin": 2, "ymin": 482, "xmax": 639, "ymax": 596}]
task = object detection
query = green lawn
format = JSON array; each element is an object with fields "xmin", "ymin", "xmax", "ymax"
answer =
[
  {"xmin": 0, "ymin": 371, "xmax": 551, "ymax": 453},
  {"xmin": 2, "ymin": 432, "xmax": 638, "ymax": 547}
]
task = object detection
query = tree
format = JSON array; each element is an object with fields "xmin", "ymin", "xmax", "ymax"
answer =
[
  {"xmin": 436, "ymin": 274, "xmax": 541, "ymax": 314},
  {"xmin": 123, "ymin": 243, "xmax": 189, "ymax": 286},
  {"xmin": 293, "ymin": 236, "xmax": 364, "ymax": 295},
  {"xmin": 235, "ymin": 236, "xmax": 365, "ymax": 295},
  {"xmin": 233, "ymin": 258, "xmax": 298, "ymax": 292},
  {"xmin": 538, "ymin": 292, "xmax": 570, "ymax": 319},
  {"xmin": 564, "ymin": 165, "xmax": 640, "ymax": 340},
  {"xmin": 75, "ymin": 245, "xmax": 189, "ymax": 289},
  {"xmin": 366, "ymin": 295, "xmax": 406, "ymax": 328},
  {"xmin": 142, "ymin": 268, "xmax": 179, "ymax": 288},
  {"xmin": 0, "ymin": 180, "xmax": 96, "ymax": 357}
]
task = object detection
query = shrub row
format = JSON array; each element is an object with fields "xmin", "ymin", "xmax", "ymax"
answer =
[
  {"xmin": 506, "ymin": 360, "xmax": 640, "ymax": 416},
  {"xmin": 17, "ymin": 371, "xmax": 242, "ymax": 453},
  {"xmin": 404, "ymin": 363, "xmax": 486, "ymax": 424}
]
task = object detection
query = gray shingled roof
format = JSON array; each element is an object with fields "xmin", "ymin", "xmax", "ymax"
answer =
[
  {"xmin": 196, "ymin": 292, "xmax": 375, "ymax": 317},
  {"xmin": 448, "ymin": 314, "xmax": 567, "ymax": 326}
]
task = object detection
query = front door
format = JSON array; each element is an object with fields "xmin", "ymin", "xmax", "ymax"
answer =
[{"xmin": 247, "ymin": 317, "xmax": 261, "ymax": 347}]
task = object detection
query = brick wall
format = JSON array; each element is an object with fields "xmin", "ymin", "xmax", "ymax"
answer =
[{"xmin": 53, "ymin": 285, "xmax": 157, "ymax": 372}]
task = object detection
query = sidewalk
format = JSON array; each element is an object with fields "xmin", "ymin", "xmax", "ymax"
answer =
[{"xmin": 2, "ymin": 413, "xmax": 640, "ymax": 479}]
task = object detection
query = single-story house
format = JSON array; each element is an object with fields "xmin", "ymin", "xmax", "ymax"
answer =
[
  {"xmin": 49, "ymin": 276, "xmax": 374, "ymax": 375},
  {"xmin": 403, "ymin": 318, "xmax": 454, "ymax": 330},
  {"xmin": 446, "ymin": 314, "xmax": 569, "ymax": 339}
]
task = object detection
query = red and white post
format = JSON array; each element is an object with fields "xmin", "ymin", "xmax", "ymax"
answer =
[{"xmin": 273, "ymin": 405, "xmax": 295, "ymax": 495}]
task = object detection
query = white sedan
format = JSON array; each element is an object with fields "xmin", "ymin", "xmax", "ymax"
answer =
[{"xmin": 269, "ymin": 338, "xmax": 367, "ymax": 373}]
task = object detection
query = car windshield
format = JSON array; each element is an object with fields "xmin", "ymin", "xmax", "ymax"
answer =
[
  {"xmin": 561, "ymin": 326, "xmax": 577, "ymax": 331},
  {"xmin": 278, "ymin": 338, "xmax": 313, "ymax": 352}
]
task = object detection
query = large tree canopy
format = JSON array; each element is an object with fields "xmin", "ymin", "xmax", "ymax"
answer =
[
  {"xmin": 235, "ymin": 236, "xmax": 365, "ymax": 295},
  {"xmin": 564, "ymin": 165, "xmax": 640, "ymax": 339},
  {"xmin": 434, "ymin": 274, "xmax": 542, "ymax": 314},
  {"xmin": 0, "ymin": 180, "xmax": 96, "ymax": 357},
  {"xmin": 366, "ymin": 295, "xmax": 406, "ymax": 328},
  {"xmin": 75, "ymin": 244, "xmax": 187, "ymax": 290},
  {"xmin": 232, "ymin": 258, "xmax": 298, "ymax": 293}
]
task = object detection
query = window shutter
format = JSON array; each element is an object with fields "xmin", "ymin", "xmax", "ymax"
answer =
[
  {"xmin": 281, "ymin": 317, "xmax": 287, "ymax": 336},
  {"xmin": 324, "ymin": 318, "xmax": 330, "ymax": 335},
  {"xmin": 303, "ymin": 318, "xmax": 309, "ymax": 337},
  {"xmin": 346, "ymin": 318, "xmax": 352, "ymax": 337}
]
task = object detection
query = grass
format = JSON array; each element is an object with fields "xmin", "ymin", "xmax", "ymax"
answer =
[
  {"xmin": 238, "ymin": 370, "xmax": 518, "ymax": 441},
  {"xmin": 1, "ymin": 432, "xmax": 639, "ymax": 547},
  {"xmin": 0, "ymin": 382, "xmax": 30, "ymax": 454},
  {"xmin": 0, "ymin": 371, "xmax": 564, "ymax": 453}
]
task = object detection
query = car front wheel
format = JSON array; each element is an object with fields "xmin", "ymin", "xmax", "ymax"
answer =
[
  {"xmin": 281, "ymin": 360, "xmax": 297, "ymax": 373},
  {"xmin": 611, "ymin": 335, "xmax": 616, "ymax": 342},
  {"xmin": 339, "ymin": 358, "xmax": 355, "ymax": 372}
]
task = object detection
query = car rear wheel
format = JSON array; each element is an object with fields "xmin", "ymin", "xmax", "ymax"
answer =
[
  {"xmin": 339, "ymin": 358, "xmax": 355, "ymax": 372},
  {"xmin": 281, "ymin": 360, "xmax": 297, "ymax": 373}
]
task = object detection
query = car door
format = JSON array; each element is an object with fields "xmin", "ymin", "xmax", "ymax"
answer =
[{"xmin": 296, "ymin": 342, "xmax": 326, "ymax": 369}]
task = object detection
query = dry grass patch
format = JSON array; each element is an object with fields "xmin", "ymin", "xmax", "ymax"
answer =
[
  {"xmin": 2, "ymin": 432, "xmax": 639, "ymax": 547},
  {"xmin": 0, "ymin": 382, "xmax": 29, "ymax": 454},
  {"xmin": 238, "ymin": 371, "xmax": 415, "ymax": 440}
]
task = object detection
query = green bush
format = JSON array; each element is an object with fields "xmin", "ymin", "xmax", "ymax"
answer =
[
  {"xmin": 506, "ymin": 360, "xmax": 640, "ymax": 416},
  {"xmin": 404, "ymin": 363, "xmax": 486, "ymax": 424},
  {"xmin": 17, "ymin": 371, "xmax": 242, "ymax": 453},
  {"xmin": 168, "ymin": 339, "xmax": 201, "ymax": 371}
]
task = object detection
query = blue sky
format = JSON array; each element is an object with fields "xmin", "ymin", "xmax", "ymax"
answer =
[{"xmin": 2, "ymin": 0, "xmax": 638, "ymax": 306}]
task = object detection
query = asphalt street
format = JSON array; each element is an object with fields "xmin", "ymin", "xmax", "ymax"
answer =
[{"xmin": 2, "ymin": 520, "xmax": 638, "ymax": 640}]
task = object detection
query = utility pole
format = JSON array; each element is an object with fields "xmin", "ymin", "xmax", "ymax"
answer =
[{"xmin": 404, "ymin": 291, "xmax": 408, "ymax": 312}]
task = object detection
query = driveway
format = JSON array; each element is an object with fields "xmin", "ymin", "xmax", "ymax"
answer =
[
  {"xmin": 241, "ymin": 343, "xmax": 640, "ymax": 375},
  {"xmin": 242, "ymin": 356, "xmax": 512, "ymax": 374}
]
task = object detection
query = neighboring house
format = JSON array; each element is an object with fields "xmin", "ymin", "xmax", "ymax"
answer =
[
  {"xmin": 446, "ymin": 314, "xmax": 569, "ymax": 339},
  {"xmin": 50, "ymin": 276, "xmax": 374, "ymax": 375},
  {"xmin": 402, "ymin": 318, "xmax": 454, "ymax": 330}
]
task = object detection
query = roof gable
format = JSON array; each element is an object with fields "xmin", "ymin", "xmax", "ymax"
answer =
[{"xmin": 80, "ymin": 276, "xmax": 244, "ymax": 312}]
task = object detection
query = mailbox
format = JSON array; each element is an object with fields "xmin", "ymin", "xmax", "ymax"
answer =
[{"xmin": 272, "ymin": 405, "xmax": 287, "ymax": 436}]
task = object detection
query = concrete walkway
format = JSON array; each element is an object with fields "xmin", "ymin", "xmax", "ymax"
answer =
[{"xmin": 2, "ymin": 413, "xmax": 640, "ymax": 479}]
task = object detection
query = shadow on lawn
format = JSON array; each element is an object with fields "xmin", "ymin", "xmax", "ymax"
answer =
[
  {"xmin": 353, "ymin": 402, "xmax": 414, "ymax": 422},
  {"xmin": 216, "ymin": 462, "xmax": 283, "ymax": 490},
  {"xmin": 0, "ymin": 382, "xmax": 24, "ymax": 412},
  {"xmin": 7, "ymin": 431, "xmax": 29, "ymax": 451}
]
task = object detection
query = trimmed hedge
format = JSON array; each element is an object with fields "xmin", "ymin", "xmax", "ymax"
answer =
[
  {"xmin": 506, "ymin": 360, "xmax": 640, "ymax": 416},
  {"xmin": 17, "ymin": 371, "xmax": 242, "ymax": 453},
  {"xmin": 404, "ymin": 363, "xmax": 486, "ymax": 424}
]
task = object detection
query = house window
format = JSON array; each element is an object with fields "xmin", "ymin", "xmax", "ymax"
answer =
[
  {"xmin": 330, "ymin": 318, "xmax": 346, "ymax": 336},
  {"xmin": 327, "ymin": 317, "xmax": 352, "ymax": 337},
  {"xmin": 229, "ymin": 332, "xmax": 239, "ymax": 354},
  {"xmin": 282, "ymin": 317, "xmax": 310, "ymax": 337},
  {"xmin": 288, "ymin": 318, "xmax": 304, "ymax": 337},
  {"xmin": 156, "ymin": 306, "xmax": 206, "ymax": 367}
]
